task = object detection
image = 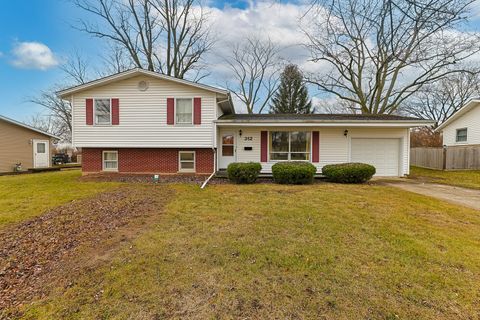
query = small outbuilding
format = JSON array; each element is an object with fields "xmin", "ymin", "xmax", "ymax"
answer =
[{"xmin": 0, "ymin": 115, "xmax": 59, "ymax": 173}]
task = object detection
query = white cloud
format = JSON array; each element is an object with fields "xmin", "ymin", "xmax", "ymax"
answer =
[
  {"xmin": 199, "ymin": 1, "xmax": 328, "ymax": 112},
  {"xmin": 11, "ymin": 41, "xmax": 59, "ymax": 70}
]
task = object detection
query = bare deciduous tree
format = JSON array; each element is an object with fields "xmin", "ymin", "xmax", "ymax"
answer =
[
  {"xmin": 315, "ymin": 97, "xmax": 360, "ymax": 114},
  {"xmin": 303, "ymin": 0, "xmax": 480, "ymax": 114},
  {"xmin": 74, "ymin": 0, "xmax": 213, "ymax": 79},
  {"xmin": 98, "ymin": 43, "xmax": 136, "ymax": 76},
  {"xmin": 30, "ymin": 88, "xmax": 73, "ymax": 142},
  {"xmin": 403, "ymin": 69, "xmax": 480, "ymax": 127},
  {"xmin": 59, "ymin": 50, "xmax": 91, "ymax": 85},
  {"xmin": 225, "ymin": 37, "xmax": 281, "ymax": 114},
  {"xmin": 27, "ymin": 113, "xmax": 69, "ymax": 140},
  {"xmin": 29, "ymin": 53, "xmax": 91, "ymax": 142}
]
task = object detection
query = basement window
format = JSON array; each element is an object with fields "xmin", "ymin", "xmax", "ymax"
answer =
[
  {"xmin": 456, "ymin": 128, "xmax": 468, "ymax": 142},
  {"xmin": 102, "ymin": 151, "xmax": 118, "ymax": 171},
  {"xmin": 179, "ymin": 151, "xmax": 195, "ymax": 172}
]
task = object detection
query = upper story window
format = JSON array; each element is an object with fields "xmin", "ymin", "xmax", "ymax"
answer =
[
  {"xmin": 95, "ymin": 99, "xmax": 111, "ymax": 125},
  {"xmin": 176, "ymin": 98, "xmax": 193, "ymax": 124},
  {"xmin": 456, "ymin": 128, "xmax": 468, "ymax": 142},
  {"xmin": 270, "ymin": 131, "xmax": 311, "ymax": 161}
]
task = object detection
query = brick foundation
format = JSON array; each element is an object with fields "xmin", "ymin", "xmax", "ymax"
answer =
[{"xmin": 82, "ymin": 148, "xmax": 214, "ymax": 174}]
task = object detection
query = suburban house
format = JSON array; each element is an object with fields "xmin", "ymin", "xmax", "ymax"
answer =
[
  {"xmin": 436, "ymin": 99, "xmax": 480, "ymax": 146},
  {"xmin": 0, "ymin": 115, "xmax": 58, "ymax": 173},
  {"xmin": 57, "ymin": 69, "xmax": 432, "ymax": 177}
]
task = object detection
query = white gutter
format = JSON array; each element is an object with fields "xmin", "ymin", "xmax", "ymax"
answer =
[
  {"xmin": 201, "ymin": 147, "xmax": 217, "ymax": 189},
  {"xmin": 214, "ymin": 121, "xmax": 434, "ymax": 128}
]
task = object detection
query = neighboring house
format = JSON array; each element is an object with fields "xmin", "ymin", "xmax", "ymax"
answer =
[
  {"xmin": 58, "ymin": 69, "xmax": 432, "ymax": 177},
  {"xmin": 436, "ymin": 99, "xmax": 480, "ymax": 146},
  {"xmin": 0, "ymin": 115, "xmax": 59, "ymax": 172}
]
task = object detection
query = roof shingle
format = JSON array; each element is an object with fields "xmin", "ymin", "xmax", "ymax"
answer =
[{"xmin": 217, "ymin": 113, "xmax": 428, "ymax": 122}]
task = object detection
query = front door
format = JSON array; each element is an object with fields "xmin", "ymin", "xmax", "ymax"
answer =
[
  {"xmin": 219, "ymin": 132, "xmax": 236, "ymax": 169},
  {"xmin": 33, "ymin": 140, "xmax": 49, "ymax": 168}
]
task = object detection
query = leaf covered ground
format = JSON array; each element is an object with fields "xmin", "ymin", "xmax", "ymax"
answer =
[
  {"xmin": 0, "ymin": 184, "xmax": 172, "ymax": 318},
  {"xmin": 10, "ymin": 181, "xmax": 480, "ymax": 320}
]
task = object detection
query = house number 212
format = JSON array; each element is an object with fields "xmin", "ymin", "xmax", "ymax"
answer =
[{"xmin": 244, "ymin": 137, "xmax": 253, "ymax": 141}]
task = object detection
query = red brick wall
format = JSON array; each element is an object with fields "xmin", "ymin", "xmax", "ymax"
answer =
[{"xmin": 82, "ymin": 148, "xmax": 214, "ymax": 174}]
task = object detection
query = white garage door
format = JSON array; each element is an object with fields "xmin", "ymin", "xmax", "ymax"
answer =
[{"xmin": 351, "ymin": 138, "xmax": 401, "ymax": 176}]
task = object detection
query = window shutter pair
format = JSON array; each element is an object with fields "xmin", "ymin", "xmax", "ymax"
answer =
[
  {"xmin": 259, "ymin": 131, "xmax": 320, "ymax": 163},
  {"xmin": 166, "ymin": 97, "xmax": 202, "ymax": 125},
  {"xmin": 85, "ymin": 98, "xmax": 119, "ymax": 125}
]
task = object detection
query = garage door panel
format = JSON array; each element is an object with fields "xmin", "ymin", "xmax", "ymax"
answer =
[{"xmin": 351, "ymin": 138, "xmax": 400, "ymax": 176}]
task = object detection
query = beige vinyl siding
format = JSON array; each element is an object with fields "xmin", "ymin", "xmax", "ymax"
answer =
[
  {"xmin": 72, "ymin": 75, "xmax": 219, "ymax": 148},
  {"xmin": 442, "ymin": 106, "xmax": 480, "ymax": 146},
  {"xmin": 0, "ymin": 120, "xmax": 52, "ymax": 172},
  {"xmin": 218, "ymin": 126, "xmax": 409, "ymax": 176}
]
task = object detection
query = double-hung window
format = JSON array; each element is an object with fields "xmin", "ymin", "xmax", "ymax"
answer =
[
  {"xmin": 179, "ymin": 151, "xmax": 195, "ymax": 172},
  {"xmin": 270, "ymin": 131, "xmax": 311, "ymax": 161},
  {"xmin": 102, "ymin": 151, "xmax": 118, "ymax": 171},
  {"xmin": 456, "ymin": 128, "xmax": 468, "ymax": 142},
  {"xmin": 95, "ymin": 99, "xmax": 111, "ymax": 125},
  {"xmin": 176, "ymin": 98, "xmax": 193, "ymax": 124}
]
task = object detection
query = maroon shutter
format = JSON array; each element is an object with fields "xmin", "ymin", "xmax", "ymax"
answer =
[
  {"xmin": 260, "ymin": 131, "xmax": 268, "ymax": 162},
  {"xmin": 112, "ymin": 98, "xmax": 119, "ymax": 125},
  {"xmin": 167, "ymin": 98, "xmax": 174, "ymax": 125},
  {"xmin": 193, "ymin": 97, "xmax": 201, "ymax": 124},
  {"xmin": 312, "ymin": 131, "xmax": 319, "ymax": 162},
  {"xmin": 86, "ymin": 98, "xmax": 93, "ymax": 125}
]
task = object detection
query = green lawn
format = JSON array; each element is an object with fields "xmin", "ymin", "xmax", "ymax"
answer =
[
  {"xmin": 21, "ymin": 182, "xmax": 480, "ymax": 319},
  {"xmin": 409, "ymin": 166, "xmax": 480, "ymax": 189},
  {"xmin": 0, "ymin": 170, "xmax": 119, "ymax": 228}
]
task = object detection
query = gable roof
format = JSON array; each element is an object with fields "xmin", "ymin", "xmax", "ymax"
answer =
[
  {"xmin": 0, "ymin": 115, "xmax": 60, "ymax": 139},
  {"xmin": 57, "ymin": 68, "xmax": 235, "ymax": 114},
  {"xmin": 435, "ymin": 98, "xmax": 480, "ymax": 131}
]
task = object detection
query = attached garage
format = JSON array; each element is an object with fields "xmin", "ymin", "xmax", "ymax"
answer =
[{"xmin": 350, "ymin": 138, "xmax": 401, "ymax": 176}]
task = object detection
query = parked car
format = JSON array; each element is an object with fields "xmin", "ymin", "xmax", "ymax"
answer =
[{"xmin": 52, "ymin": 153, "xmax": 70, "ymax": 165}]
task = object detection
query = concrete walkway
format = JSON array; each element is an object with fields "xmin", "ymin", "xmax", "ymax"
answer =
[{"xmin": 384, "ymin": 180, "xmax": 480, "ymax": 210}]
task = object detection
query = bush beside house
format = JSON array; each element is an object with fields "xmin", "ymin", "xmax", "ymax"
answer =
[
  {"xmin": 272, "ymin": 162, "xmax": 317, "ymax": 184},
  {"xmin": 227, "ymin": 162, "xmax": 262, "ymax": 184},
  {"xmin": 322, "ymin": 163, "xmax": 376, "ymax": 183}
]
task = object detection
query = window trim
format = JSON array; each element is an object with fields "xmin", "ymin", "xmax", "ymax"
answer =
[
  {"xmin": 456, "ymin": 128, "xmax": 468, "ymax": 143},
  {"xmin": 94, "ymin": 98, "xmax": 113, "ymax": 126},
  {"xmin": 175, "ymin": 97, "xmax": 194, "ymax": 125},
  {"xmin": 102, "ymin": 150, "xmax": 118, "ymax": 172},
  {"xmin": 269, "ymin": 131, "xmax": 312, "ymax": 162},
  {"xmin": 178, "ymin": 151, "xmax": 196, "ymax": 173}
]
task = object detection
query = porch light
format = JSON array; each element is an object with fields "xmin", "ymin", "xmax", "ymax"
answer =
[
  {"xmin": 344, "ymin": 130, "xmax": 349, "ymax": 137},
  {"xmin": 239, "ymin": 129, "xmax": 243, "ymax": 136}
]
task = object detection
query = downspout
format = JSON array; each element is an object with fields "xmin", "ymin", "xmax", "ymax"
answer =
[{"xmin": 201, "ymin": 147, "xmax": 217, "ymax": 189}]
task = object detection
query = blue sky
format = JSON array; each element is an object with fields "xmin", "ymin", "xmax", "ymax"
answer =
[
  {"xmin": 1, "ymin": 0, "xmax": 480, "ymax": 121},
  {"xmin": 0, "ymin": 0, "xmax": 100, "ymax": 120},
  {"xmin": 0, "ymin": 0, "xmax": 253, "ymax": 121}
]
